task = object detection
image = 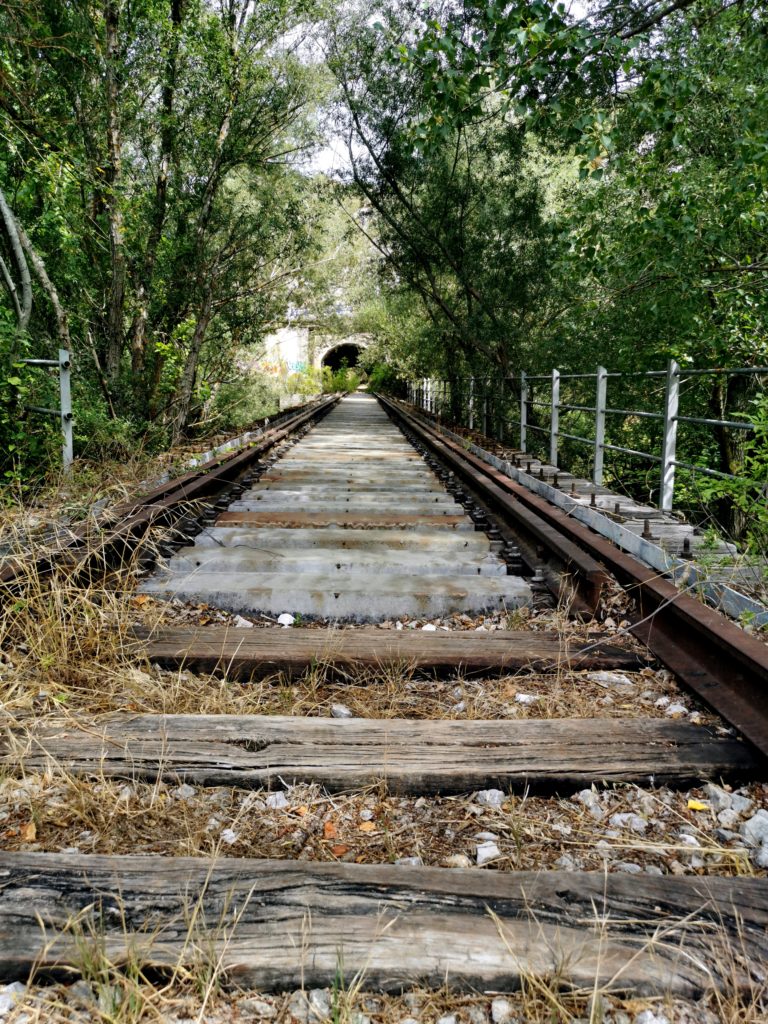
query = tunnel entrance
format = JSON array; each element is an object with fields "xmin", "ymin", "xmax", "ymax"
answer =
[{"xmin": 322, "ymin": 343, "xmax": 362, "ymax": 372}]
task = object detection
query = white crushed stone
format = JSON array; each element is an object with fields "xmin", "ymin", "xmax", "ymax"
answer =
[
  {"xmin": 491, "ymin": 997, "xmax": 514, "ymax": 1024},
  {"xmin": 265, "ymin": 791, "xmax": 289, "ymax": 810},
  {"xmin": 476, "ymin": 840, "xmax": 501, "ymax": 866},
  {"xmin": 0, "ymin": 983, "xmax": 26, "ymax": 1017},
  {"xmin": 475, "ymin": 789, "xmax": 505, "ymax": 809}
]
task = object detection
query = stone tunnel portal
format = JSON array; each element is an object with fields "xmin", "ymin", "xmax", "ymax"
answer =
[{"xmin": 321, "ymin": 343, "xmax": 363, "ymax": 372}]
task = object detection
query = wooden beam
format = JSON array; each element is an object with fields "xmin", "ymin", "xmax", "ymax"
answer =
[
  {"xmin": 216, "ymin": 511, "xmax": 469, "ymax": 529},
  {"xmin": 141, "ymin": 626, "xmax": 648, "ymax": 679},
  {"xmin": 0, "ymin": 853, "xmax": 765, "ymax": 994},
  {"xmin": 2, "ymin": 715, "xmax": 758, "ymax": 794}
]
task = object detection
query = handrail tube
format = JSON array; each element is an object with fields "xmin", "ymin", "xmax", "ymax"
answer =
[
  {"xmin": 559, "ymin": 430, "xmax": 593, "ymax": 445},
  {"xmin": 603, "ymin": 443, "xmax": 662, "ymax": 462},
  {"xmin": 676, "ymin": 415, "xmax": 754, "ymax": 430},
  {"xmin": 413, "ymin": 360, "xmax": 768, "ymax": 514},
  {"xmin": 672, "ymin": 459, "xmax": 751, "ymax": 480},
  {"xmin": 605, "ymin": 408, "xmax": 663, "ymax": 420}
]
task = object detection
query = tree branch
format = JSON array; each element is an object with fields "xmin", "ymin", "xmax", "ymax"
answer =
[{"xmin": 0, "ymin": 188, "xmax": 32, "ymax": 337}]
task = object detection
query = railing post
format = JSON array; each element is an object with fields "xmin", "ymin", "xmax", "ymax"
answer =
[
  {"xmin": 59, "ymin": 348, "xmax": 73, "ymax": 473},
  {"xmin": 660, "ymin": 359, "xmax": 680, "ymax": 512},
  {"xmin": 520, "ymin": 371, "xmax": 527, "ymax": 451},
  {"xmin": 468, "ymin": 376, "xmax": 475, "ymax": 429},
  {"xmin": 497, "ymin": 378, "xmax": 505, "ymax": 441},
  {"xmin": 482, "ymin": 378, "xmax": 488, "ymax": 436},
  {"xmin": 593, "ymin": 365, "xmax": 607, "ymax": 486},
  {"xmin": 550, "ymin": 368, "xmax": 560, "ymax": 467}
]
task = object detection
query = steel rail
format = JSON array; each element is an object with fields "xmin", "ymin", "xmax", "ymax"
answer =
[
  {"xmin": 0, "ymin": 395, "xmax": 340, "ymax": 588},
  {"xmin": 378, "ymin": 395, "xmax": 609, "ymax": 613},
  {"xmin": 381, "ymin": 396, "xmax": 768, "ymax": 761}
]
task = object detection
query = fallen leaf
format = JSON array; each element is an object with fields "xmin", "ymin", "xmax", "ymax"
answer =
[
  {"xmin": 358, "ymin": 820, "xmax": 376, "ymax": 833},
  {"xmin": 323, "ymin": 821, "xmax": 337, "ymax": 839},
  {"xmin": 132, "ymin": 595, "xmax": 151, "ymax": 607},
  {"xmin": 295, "ymin": 805, "xmax": 309, "ymax": 817},
  {"xmin": 687, "ymin": 799, "xmax": 710, "ymax": 811},
  {"xmin": 330, "ymin": 844, "xmax": 350, "ymax": 856},
  {"xmin": 21, "ymin": 820, "xmax": 36, "ymax": 842}
]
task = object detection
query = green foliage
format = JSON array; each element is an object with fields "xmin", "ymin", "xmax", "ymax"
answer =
[
  {"xmin": 0, "ymin": 0, "xmax": 329, "ymax": 482},
  {"xmin": 694, "ymin": 395, "xmax": 768, "ymax": 555},
  {"xmin": 208, "ymin": 374, "xmax": 281, "ymax": 434},
  {"xmin": 0, "ymin": 327, "xmax": 59, "ymax": 484},
  {"xmin": 72, "ymin": 404, "xmax": 152, "ymax": 464},
  {"xmin": 322, "ymin": 363, "xmax": 361, "ymax": 393},
  {"xmin": 366, "ymin": 361, "xmax": 402, "ymax": 394},
  {"xmin": 286, "ymin": 366, "xmax": 324, "ymax": 396}
]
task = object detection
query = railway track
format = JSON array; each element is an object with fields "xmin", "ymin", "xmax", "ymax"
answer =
[{"xmin": 1, "ymin": 392, "xmax": 767, "ymax": 1020}]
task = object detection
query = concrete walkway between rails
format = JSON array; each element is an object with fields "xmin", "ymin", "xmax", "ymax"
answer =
[{"xmin": 141, "ymin": 393, "xmax": 531, "ymax": 620}]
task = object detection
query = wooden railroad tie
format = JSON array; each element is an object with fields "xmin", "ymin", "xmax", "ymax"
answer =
[
  {"xmin": 2, "ymin": 715, "xmax": 758, "ymax": 794},
  {"xmin": 139, "ymin": 625, "xmax": 649, "ymax": 679},
  {"xmin": 1, "ymin": 852, "xmax": 766, "ymax": 995}
]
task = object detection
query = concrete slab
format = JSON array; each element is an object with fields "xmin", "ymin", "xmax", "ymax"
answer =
[
  {"xmin": 228, "ymin": 497, "xmax": 464, "ymax": 513},
  {"xmin": 165, "ymin": 547, "xmax": 507, "ymax": 577},
  {"xmin": 140, "ymin": 570, "xmax": 530, "ymax": 620},
  {"xmin": 140, "ymin": 393, "xmax": 530, "ymax": 620},
  {"xmin": 255, "ymin": 478, "xmax": 444, "ymax": 493},
  {"xmin": 194, "ymin": 528, "xmax": 492, "ymax": 552},
  {"xmin": 260, "ymin": 468, "xmax": 438, "ymax": 481}
]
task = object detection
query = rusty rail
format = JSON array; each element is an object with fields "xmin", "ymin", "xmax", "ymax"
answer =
[
  {"xmin": 0, "ymin": 395, "xmax": 340, "ymax": 588},
  {"xmin": 379, "ymin": 395, "xmax": 609, "ymax": 611},
  {"xmin": 381, "ymin": 395, "xmax": 768, "ymax": 761}
]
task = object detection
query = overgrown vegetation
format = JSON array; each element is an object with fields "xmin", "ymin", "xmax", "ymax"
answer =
[
  {"xmin": 329, "ymin": 0, "xmax": 767, "ymax": 544},
  {"xmin": 0, "ymin": 0, "xmax": 331, "ymax": 480},
  {"xmin": 2, "ymin": 0, "xmax": 767, "ymax": 537}
]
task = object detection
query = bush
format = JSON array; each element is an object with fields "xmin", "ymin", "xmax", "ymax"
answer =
[
  {"xmin": 322, "ymin": 363, "xmax": 362, "ymax": 392},
  {"xmin": 208, "ymin": 373, "xmax": 281, "ymax": 433},
  {"xmin": 286, "ymin": 366, "xmax": 323, "ymax": 396},
  {"xmin": 73, "ymin": 402, "xmax": 153, "ymax": 462},
  {"xmin": 366, "ymin": 362, "xmax": 403, "ymax": 394}
]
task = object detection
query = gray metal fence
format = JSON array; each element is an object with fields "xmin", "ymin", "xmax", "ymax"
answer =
[
  {"xmin": 22, "ymin": 348, "xmax": 73, "ymax": 472},
  {"xmin": 409, "ymin": 362, "xmax": 768, "ymax": 513}
]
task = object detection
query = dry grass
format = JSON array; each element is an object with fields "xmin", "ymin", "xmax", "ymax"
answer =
[
  {"xmin": 0, "ymin": 635, "xmax": 714, "ymax": 723},
  {"xmin": 6, "ymin": 972, "xmax": 765, "ymax": 1024},
  {"xmin": 1, "ymin": 483, "xmax": 765, "ymax": 1022},
  {"xmin": 0, "ymin": 516, "xmax": 166, "ymax": 711},
  {"xmin": 3, "ymin": 915, "xmax": 766, "ymax": 1023},
  {"xmin": 2, "ymin": 768, "xmax": 763, "ymax": 879}
]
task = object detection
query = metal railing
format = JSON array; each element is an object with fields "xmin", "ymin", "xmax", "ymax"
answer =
[
  {"xmin": 21, "ymin": 348, "xmax": 73, "ymax": 472},
  {"xmin": 409, "ymin": 362, "xmax": 768, "ymax": 513}
]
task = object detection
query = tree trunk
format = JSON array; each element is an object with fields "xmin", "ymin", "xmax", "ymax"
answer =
[
  {"xmin": 0, "ymin": 254, "xmax": 22, "ymax": 323},
  {"xmin": 103, "ymin": 0, "xmax": 127, "ymax": 382},
  {"xmin": 130, "ymin": 0, "xmax": 185, "ymax": 382},
  {"xmin": 709, "ymin": 375, "xmax": 752, "ymax": 540},
  {"xmin": 15, "ymin": 219, "xmax": 71, "ymax": 351},
  {"xmin": 171, "ymin": 279, "xmax": 216, "ymax": 443},
  {"xmin": 0, "ymin": 188, "xmax": 32, "ymax": 349}
]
